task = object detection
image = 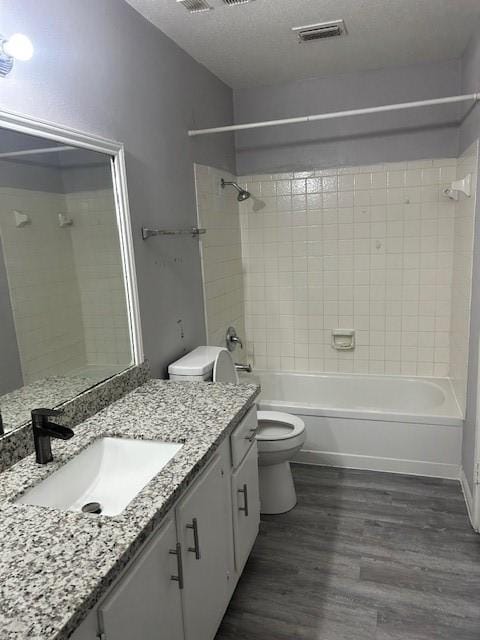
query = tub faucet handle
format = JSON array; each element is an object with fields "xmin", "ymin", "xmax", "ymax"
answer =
[{"xmin": 226, "ymin": 326, "xmax": 243, "ymax": 351}]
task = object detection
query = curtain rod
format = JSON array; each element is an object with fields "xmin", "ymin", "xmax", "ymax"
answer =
[
  {"xmin": 188, "ymin": 92, "xmax": 480, "ymax": 137},
  {"xmin": 0, "ymin": 145, "xmax": 75, "ymax": 159}
]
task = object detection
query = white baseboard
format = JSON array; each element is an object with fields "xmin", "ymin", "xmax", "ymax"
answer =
[
  {"xmin": 460, "ymin": 467, "xmax": 478, "ymax": 531},
  {"xmin": 294, "ymin": 449, "xmax": 460, "ymax": 480}
]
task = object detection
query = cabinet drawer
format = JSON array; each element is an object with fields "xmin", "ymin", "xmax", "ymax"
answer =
[{"xmin": 230, "ymin": 405, "xmax": 257, "ymax": 469}]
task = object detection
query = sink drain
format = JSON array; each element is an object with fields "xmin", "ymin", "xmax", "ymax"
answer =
[{"xmin": 81, "ymin": 502, "xmax": 102, "ymax": 515}]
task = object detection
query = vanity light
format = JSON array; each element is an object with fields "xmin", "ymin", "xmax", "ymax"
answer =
[{"xmin": 0, "ymin": 33, "xmax": 34, "ymax": 77}]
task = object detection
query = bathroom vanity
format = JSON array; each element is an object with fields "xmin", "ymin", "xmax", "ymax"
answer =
[
  {"xmin": 70, "ymin": 395, "xmax": 259, "ymax": 640},
  {"xmin": 0, "ymin": 379, "xmax": 259, "ymax": 640},
  {"xmin": 0, "ymin": 105, "xmax": 260, "ymax": 640}
]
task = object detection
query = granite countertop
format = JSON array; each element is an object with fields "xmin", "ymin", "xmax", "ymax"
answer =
[
  {"xmin": 0, "ymin": 376, "xmax": 103, "ymax": 434},
  {"xmin": 0, "ymin": 379, "xmax": 259, "ymax": 640}
]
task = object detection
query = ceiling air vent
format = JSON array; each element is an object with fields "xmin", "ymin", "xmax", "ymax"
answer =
[
  {"xmin": 292, "ymin": 20, "xmax": 347, "ymax": 43},
  {"xmin": 222, "ymin": 0, "xmax": 255, "ymax": 5},
  {"xmin": 177, "ymin": 0, "xmax": 212, "ymax": 13}
]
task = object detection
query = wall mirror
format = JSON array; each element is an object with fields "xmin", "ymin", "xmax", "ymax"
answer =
[{"xmin": 0, "ymin": 111, "xmax": 142, "ymax": 437}]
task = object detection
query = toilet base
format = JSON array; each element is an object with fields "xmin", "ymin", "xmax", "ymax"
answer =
[{"xmin": 258, "ymin": 461, "xmax": 297, "ymax": 514}]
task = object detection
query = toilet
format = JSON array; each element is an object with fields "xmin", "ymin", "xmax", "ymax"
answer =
[
  {"xmin": 254, "ymin": 411, "xmax": 306, "ymax": 514},
  {"xmin": 168, "ymin": 346, "xmax": 306, "ymax": 514}
]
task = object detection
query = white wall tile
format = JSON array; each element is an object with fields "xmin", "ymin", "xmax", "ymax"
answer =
[
  {"xmin": 0, "ymin": 184, "xmax": 130, "ymax": 382},
  {"xmin": 195, "ymin": 164, "xmax": 246, "ymax": 357},
  {"xmin": 449, "ymin": 141, "xmax": 478, "ymax": 412},
  {"xmin": 198, "ymin": 155, "xmax": 475, "ymax": 395},
  {"xmin": 240, "ymin": 158, "xmax": 460, "ymax": 377},
  {"xmin": 66, "ymin": 188, "xmax": 131, "ymax": 369}
]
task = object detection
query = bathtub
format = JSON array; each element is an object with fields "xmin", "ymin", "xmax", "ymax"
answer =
[{"xmin": 253, "ymin": 371, "xmax": 463, "ymax": 479}]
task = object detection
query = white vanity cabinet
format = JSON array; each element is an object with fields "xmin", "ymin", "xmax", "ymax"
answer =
[
  {"xmin": 176, "ymin": 453, "xmax": 233, "ymax": 640},
  {"xmin": 70, "ymin": 407, "xmax": 259, "ymax": 640},
  {"xmin": 70, "ymin": 515, "xmax": 184, "ymax": 640},
  {"xmin": 98, "ymin": 515, "xmax": 184, "ymax": 640},
  {"xmin": 231, "ymin": 441, "xmax": 261, "ymax": 573}
]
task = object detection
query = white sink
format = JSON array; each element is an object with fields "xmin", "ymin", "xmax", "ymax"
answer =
[{"xmin": 16, "ymin": 437, "xmax": 183, "ymax": 516}]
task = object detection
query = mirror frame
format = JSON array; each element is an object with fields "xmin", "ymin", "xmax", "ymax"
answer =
[{"xmin": 0, "ymin": 107, "xmax": 144, "ymax": 376}]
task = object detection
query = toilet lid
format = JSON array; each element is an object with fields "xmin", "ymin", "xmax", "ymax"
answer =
[
  {"xmin": 256, "ymin": 411, "xmax": 305, "ymax": 441},
  {"xmin": 213, "ymin": 349, "xmax": 239, "ymax": 384}
]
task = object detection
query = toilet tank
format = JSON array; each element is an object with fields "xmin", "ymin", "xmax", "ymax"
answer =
[{"xmin": 168, "ymin": 346, "xmax": 224, "ymax": 381}]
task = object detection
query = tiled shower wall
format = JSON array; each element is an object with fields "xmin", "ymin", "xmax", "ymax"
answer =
[
  {"xmin": 196, "ymin": 153, "xmax": 477, "ymax": 412},
  {"xmin": 0, "ymin": 180, "xmax": 131, "ymax": 383},
  {"xmin": 449, "ymin": 141, "xmax": 478, "ymax": 410},
  {"xmin": 66, "ymin": 188, "xmax": 131, "ymax": 370},
  {"xmin": 195, "ymin": 164, "xmax": 246, "ymax": 353},
  {"xmin": 240, "ymin": 159, "xmax": 460, "ymax": 378},
  {"xmin": 0, "ymin": 188, "xmax": 85, "ymax": 382}
]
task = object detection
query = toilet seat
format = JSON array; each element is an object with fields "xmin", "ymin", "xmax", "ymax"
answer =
[
  {"xmin": 256, "ymin": 411, "xmax": 306, "ymax": 510},
  {"xmin": 256, "ymin": 411, "xmax": 305, "ymax": 441}
]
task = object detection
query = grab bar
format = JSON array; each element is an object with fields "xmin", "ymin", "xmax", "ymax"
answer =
[{"xmin": 141, "ymin": 227, "xmax": 206, "ymax": 240}]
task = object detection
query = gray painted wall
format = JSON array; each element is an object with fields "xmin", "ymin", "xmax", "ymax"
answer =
[
  {"xmin": 0, "ymin": 0, "xmax": 235, "ymax": 378},
  {"xmin": 234, "ymin": 60, "xmax": 462, "ymax": 175},
  {"xmin": 461, "ymin": 27, "xmax": 480, "ymax": 495},
  {"xmin": 0, "ymin": 158, "xmax": 56, "ymax": 394},
  {"xmin": 0, "ymin": 158, "xmax": 63, "ymax": 191},
  {"xmin": 0, "ymin": 158, "xmax": 112, "ymax": 194},
  {"xmin": 0, "ymin": 242, "xmax": 22, "ymax": 395},
  {"xmin": 460, "ymin": 29, "xmax": 480, "ymax": 155},
  {"xmin": 61, "ymin": 163, "xmax": 113, "ymax": 193}
]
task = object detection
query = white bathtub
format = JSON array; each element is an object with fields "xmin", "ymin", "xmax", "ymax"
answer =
[{"xmin": 254, "ymin": 371, "xmax": 463, "ymax": 479}]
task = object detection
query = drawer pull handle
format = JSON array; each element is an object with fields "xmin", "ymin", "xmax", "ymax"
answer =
[
  {"xmin": 244, "ymin": 428, "xmax": 257, "ymax": 442},
  {"xmin": 169, "ymin": 542, "xmax": 184, "ymax": 589},
  {"xmin": 238, "ymin": 483, "xmax": 249, "ymax": 517},
  {"xmin": 187, "ymin": 517, "xmax": 201, "ymax": 559}
]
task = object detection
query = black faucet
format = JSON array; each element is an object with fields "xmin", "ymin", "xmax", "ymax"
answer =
[{"xmin": 31, "ymin": 408, "xmax": 74, "ymax": 464}]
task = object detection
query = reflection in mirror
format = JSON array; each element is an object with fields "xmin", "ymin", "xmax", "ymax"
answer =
[{"xmin": 0, "ymin": 129, "xmax": 133, "ymax": 435}]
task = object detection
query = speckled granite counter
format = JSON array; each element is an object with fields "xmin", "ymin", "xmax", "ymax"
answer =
[
  {"xmin": 0, "ymin": 364, "xmax": 150, "ymax": 474},
  {"xmin": 0, "ymin": 376, "xmax": 104, "ymax": 434},
  {"xmin": 0, "ymin": 379, "xmax": 259, "ymax": 640}
]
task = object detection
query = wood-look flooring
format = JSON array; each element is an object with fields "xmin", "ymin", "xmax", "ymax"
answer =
[{"xmin": 216, "ymin": 464, "xmax": 480, "ymax": 640}]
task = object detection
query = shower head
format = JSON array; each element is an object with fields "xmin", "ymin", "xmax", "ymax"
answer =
[
  {"xmin": 221, "ymin": 178, "xmax": 251, "ymax": 202},
  {"xmin": 237, "ymin": 188, "xmax": 250, "ymax": 202}
]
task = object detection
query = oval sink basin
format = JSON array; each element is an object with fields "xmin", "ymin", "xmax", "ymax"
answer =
[{"xmin": 16, "ymin": 437, "xmax": 183, "ymax": 516}]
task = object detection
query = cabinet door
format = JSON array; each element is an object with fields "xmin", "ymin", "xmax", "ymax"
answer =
[
  {"xmin": 176, "ymin": 454, "xmax": 232, "ymax": 640},
  {"xmin": 98, "ymin": 515, "xmax": 184, "ymax": 640},
  {"xmin": 231, "ymin": 442, "xmax": 260, "ymax": 573}
]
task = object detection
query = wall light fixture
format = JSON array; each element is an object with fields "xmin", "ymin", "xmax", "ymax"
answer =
[{"xmin": 0, "ymin": 33, "xmax": 34, "ymax": 77}]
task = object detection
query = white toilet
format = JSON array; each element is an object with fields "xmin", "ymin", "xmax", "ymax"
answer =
[
  {"xmin": 168, "ymin": 346, "xmax": 306, "ymax": 514},
  {"xmin": 255, "ymin": 411, "xmax": 306, "ymax": 514}
]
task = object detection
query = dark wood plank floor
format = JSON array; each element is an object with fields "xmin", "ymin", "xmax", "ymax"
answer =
[{"xmin": 216, "ymin": 464, "xmax": 480, "ymax": 640}]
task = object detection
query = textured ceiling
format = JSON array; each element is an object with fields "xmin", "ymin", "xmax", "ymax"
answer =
[{"xmin": 125, "ymin": 0, "xmax": 480, "ymax": 88}]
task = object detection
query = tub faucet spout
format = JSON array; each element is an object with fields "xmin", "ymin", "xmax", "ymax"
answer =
[{"xmin": 235, "ymin": 363, "xmax": 252, "ymax": 373}]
